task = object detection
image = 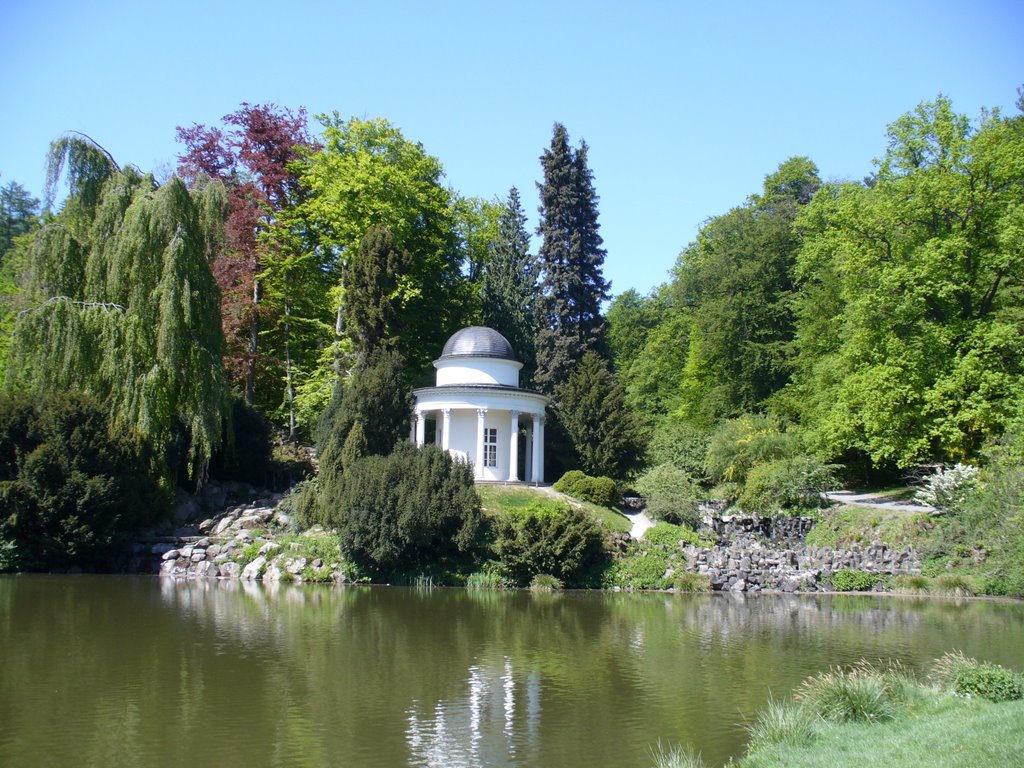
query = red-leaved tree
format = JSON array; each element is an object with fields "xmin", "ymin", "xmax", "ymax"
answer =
[{"xmin": 177, "ymin": 103, "xmax": 312, "ymax": 407}]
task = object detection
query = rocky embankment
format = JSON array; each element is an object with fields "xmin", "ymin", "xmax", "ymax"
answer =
[
  {"xmin": 136, "ymin": 482, "xmax": 348, "ymax": 584},
  {"xmin": 681, "ymin": 534, "xmax": 921, "ymax": 592}
]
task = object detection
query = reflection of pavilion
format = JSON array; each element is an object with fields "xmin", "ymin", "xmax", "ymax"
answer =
[
  {"xmin": 405, "ymin": 658, "xmax": 540, "ymax": 768},
  {"xmin": 412, "ymin": 327, "xmax": 549, "ymax": 483}
]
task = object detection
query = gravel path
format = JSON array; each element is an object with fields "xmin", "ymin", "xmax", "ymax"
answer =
[
  {"xmin": 623, "ymin": 509, "xmax": 655, "ymax": 540},
  {"xmin": 825, "ymin": 490, "xmax": 935, "ymax": 514}
]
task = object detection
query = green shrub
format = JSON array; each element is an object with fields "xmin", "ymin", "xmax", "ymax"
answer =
[
  {"xmin": 553, "ymin": 470, "xmax": 618, "ymax": 506},
  {"xmin": 233, "ymin": 540, "xmax": 264, "ymax": 566},
  {"xmin": 745, "ymin": 697, "xmax": 817, "ymax": 751},
  {"xmin": 605, "ymin": 552, "xmax": 671, "ymax": 590},
  {"xmin": 529, "ymin": 573, "xmax": 563, "ymax": 592},
  {"xmin": 931, "ymin": 651, "xmax": 1024, "ymax": 702},
  {"xmin": 644, "ymin": 521, "xmax": 704, "ymax": 549},
  {"xmin": 332, "ymin": 442, "xmax": 482, "ymax": 577},
  {"xmin": 278, "ymin": 478, "xmax": 321, "ymax": 530},
  {"xmin": 738, "ymin": 455, "xmax": 838, "ymax": 514},
  {"xmin": 634, "ymin": 464, "xmax": 701, "ymax": 526},
  {"xmin": 494, "ymin": 503, "xmax": 607, "ymax": 587},
  {"xmin": 647, "ymin": 419, "xmax": 712, "ymax": 482},
  {"xmin": 705, "ymin": 414, "xmax": 799, "ymax": 487},
  {"xmin": 831, "ymin": 569, "xmax": 877, "ymax": 592},
  {"xmin": 0, "ymin": 391, "xmax": 166, "ymax": 572},
  {"xmin": 673, "ymin": 572, "xmax": 712, "ymax": 593}
]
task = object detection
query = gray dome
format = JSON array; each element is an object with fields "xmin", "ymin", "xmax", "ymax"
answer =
[{"xmin": 440, "ymin": 326, "xmax": 516, "ymax": 360}]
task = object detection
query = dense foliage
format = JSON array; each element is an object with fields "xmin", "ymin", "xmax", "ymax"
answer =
[
  {"xmin": 6, "ymin": 136, "xmax": 231, "ymax": 485},
  {"xmin": 553, "ymin": 470, "xmax": 618, "ymax": 507},
  {"xmin": 479, "ymin": 187, "xmax": 539, "ymax": 383},
  {"xmin": 633, "ymin": 463, "xmax": 702, "ymax": 526},
  {"xmin": 493, "ymin": 501, "xmax": 607, "ymax": 586},
  {"xmin": 329, "ymin": 442, "xmax": 482, "ymax": 577},
  {"xmin": 556, "ymin": 351, "xmax": 645, "ymax": 479},
  {"xmin": 0, "ymin": 391, "xmax": 164, "ymax": 571},
  {"xmin": 2, "ymin": 91, "xmax": 1022, "ymax": 583},
  {"xmin": 177, "ymin": 103, "xmax": 319, "ymax": 431}
]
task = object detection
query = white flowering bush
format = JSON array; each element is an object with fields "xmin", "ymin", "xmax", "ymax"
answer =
[{"xmin": 914, "ymin": 463, "xmax": 980, "ymax": 515}]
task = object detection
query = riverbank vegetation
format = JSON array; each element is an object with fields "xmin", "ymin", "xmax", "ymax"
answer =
[
  {"xmin": 0, "ymin": 89, "xmax": 1022, "ymax": 594},
  {"xmin": 651, "ymin": 653, "xmax": 1024, "ymax": 768}
]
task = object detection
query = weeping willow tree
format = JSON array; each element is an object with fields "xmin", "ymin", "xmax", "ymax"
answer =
[{"xmin": 4, "ymin": 135, "xmax": 231, "ymax": 486}]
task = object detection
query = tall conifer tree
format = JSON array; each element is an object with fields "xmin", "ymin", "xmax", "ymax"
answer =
[
  {"xmin": 480, "ymin": 187, "xmax": 538, "ymax": 382},
  {"xmin": 534, "ymin": 124, "xmax": 610, "ymax": 395}
]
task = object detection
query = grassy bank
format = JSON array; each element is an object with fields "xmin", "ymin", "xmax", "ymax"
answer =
[
  {"xmin": 652, "ymin": 653, "xmax": 1024, "ymax": 768},
  {"xmin": 476, "ymin": 484, "xmax": 632, "ymax": 533},
  {"xmin": 737, "ymin": 697, "xmax": 1024, "ymax": 768}
]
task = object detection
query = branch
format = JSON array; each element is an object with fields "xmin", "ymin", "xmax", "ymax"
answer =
[
  {"xmin": 17, "ymin": 296, "xmax": 125, "ymax": 318},
  {"xmin": 64, "ymin": 131, "xmax": 120, "ymax": 173}
]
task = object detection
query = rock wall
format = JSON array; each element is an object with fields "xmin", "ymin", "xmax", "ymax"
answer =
[
  {"xmin": 136, "ymin": 494, "xmax": 349, "ymax": 584},
  {"xmin": 680, "ymin": 534, "xmax": 921, "ymax": 593},
  {"xmin": 699, "ymin": 511, "xmax": 815, "ymax": 544}
]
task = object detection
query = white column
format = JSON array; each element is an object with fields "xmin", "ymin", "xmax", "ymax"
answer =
[
  {"xmin": 475, "ymin": 408, "xmax": 487, "ymax": 480},
  {"xmin": 441, "ymin": 408, "xmax": 452, "ymax": 451},
  {"xmin": 409, "ymin": 412, "xmax": 417, "ymax": 443},
  {"xmin": 509, "ymin": 410, "xmax": 520, "ymax": 482},
  {"xmin": 531, "ymin": 413, "xmax": 545, "ymax": 484},
  {"xmin": 415, "ymin": 411, "xmax": 426, "ymax": 447},
  {"xmin": 524, "ymin": 424, "xmax": 534, "ymax": 483}
]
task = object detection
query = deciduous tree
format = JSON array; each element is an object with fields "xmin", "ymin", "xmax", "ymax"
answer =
[
  {"xmin": 177, "ymin": 103, "xmax": 313, "ymax": 409},
  {"xmin": 5, "ymin": 135, "xmax": 231, "ymax": 485}
]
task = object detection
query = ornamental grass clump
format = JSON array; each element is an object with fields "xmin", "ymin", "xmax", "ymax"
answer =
[
  {"xmin": 933, "ymin": 573, "xmax": 977, "ymax": 597},
  {"xmin": 466, "ymin": 569, "xmax": 507, "ymax": 591},
  {"xmin": 674, "ymin": 572, "xmax": 712, "ymax": 593},
  {"xmin": 745, "ymin": 696, "xmax": 818, "ymax": 751},
  {"xmin": 930, "ymin": 651, "xmax": 1024, "ymax": 702},
  {"xmin": 649, "ymin": 741, "xmax": 706, "ymax": 768},
  {"xmin": 892, "ymin": 574, "xmax": 932, "ymax": 595},
  {"xmin": 795, "ymin": 664, "xmax": 903, "ymax": 723}
]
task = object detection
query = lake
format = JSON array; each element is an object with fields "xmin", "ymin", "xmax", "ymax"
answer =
[{"xmin": 1, "ymin": 576, "xmax": 1022, "ymax": 767}]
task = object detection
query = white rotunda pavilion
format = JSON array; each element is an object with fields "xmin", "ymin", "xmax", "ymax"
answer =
[{"xmin": 412, "ymin": 327, "xmax": 549, "ymax": 483}]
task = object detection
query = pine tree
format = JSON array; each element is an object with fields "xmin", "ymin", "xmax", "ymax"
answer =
[
  {"xmin": 557, "ymin": 352, "xmax": 645, "ymax": 480},
  {"xmin": 534, "ymin": 124, "xmax": 610, "ymax": 395},
  {"xmin": 0, "ymin": 180, "xmax": 39, "ymax": 260},
  {"xmin": 480, "ymin": 187, "xmax": 539, "ymax": 382}
]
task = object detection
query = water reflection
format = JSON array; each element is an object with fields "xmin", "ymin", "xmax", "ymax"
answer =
[
  {"xmin": 1, "ymin": 577, "xmax": 1022, "ymax": 768},
  {"xmin": 406, "ymin": 658, "xmax": 542, "ymax": 768}
]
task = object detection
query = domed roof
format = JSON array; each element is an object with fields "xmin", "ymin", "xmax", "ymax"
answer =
[{"xmin": 440, "ymin": 326, "xmax": 516, "ymax": 360}]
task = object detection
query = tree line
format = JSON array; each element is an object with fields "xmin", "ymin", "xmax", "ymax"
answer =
[{"xmin": 0, "ymin": 91, "xmax": 1021, "ymax": 576}]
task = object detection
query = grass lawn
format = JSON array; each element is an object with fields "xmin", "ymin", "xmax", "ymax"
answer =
[
  {"xmin": 738, "ymin": 697, "xmax": 1024, "ymax": 768},
  {"xmin": 476, "ymin": 484, "xmax": 632, "ymax": 533},
  {"xmin": 806, "ymin": 504, "xmax": 934, "ymax": 549}
]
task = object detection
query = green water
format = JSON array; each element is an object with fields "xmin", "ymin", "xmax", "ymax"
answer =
[{"xmin": 1, "ymin": 577, "xmax": 1022, "ymax": 768}]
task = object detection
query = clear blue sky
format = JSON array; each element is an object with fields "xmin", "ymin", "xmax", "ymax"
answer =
[{"xmin": 2, "ymin": 0, "xmax": 1021, "ymax": 297}]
